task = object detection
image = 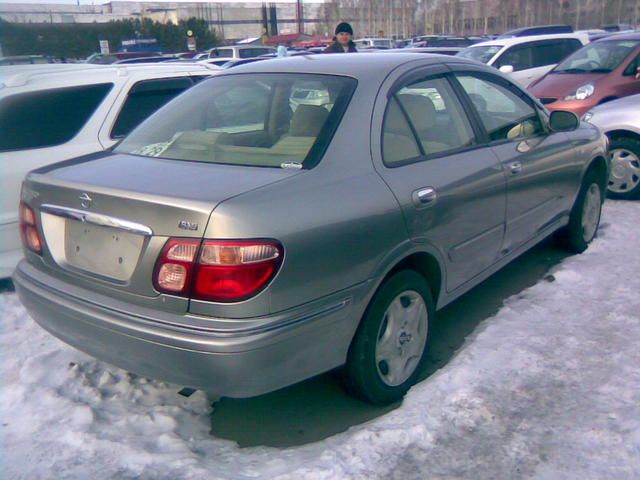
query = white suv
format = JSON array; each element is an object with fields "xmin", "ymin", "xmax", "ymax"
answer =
[
  {"xmin": 457, "ymin": 33, "xmax": 589, "ymax": 87},
  {"xmin": 0, "ymin": 63, "xmax": 220, "ymax": 277}
]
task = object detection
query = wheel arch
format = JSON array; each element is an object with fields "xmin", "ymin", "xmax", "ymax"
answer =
[
  {"xmin": 584, "ymin": 154, "xmax": 609, "ymax": 194},
  {"xmin": 382, "ymin": 252, "xmax": 443, "ymax": 308},
  {"xmin": 606, "ymin": 129, "xmax": 640, "ymax": 143}
]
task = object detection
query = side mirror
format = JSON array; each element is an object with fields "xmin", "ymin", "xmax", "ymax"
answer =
[
  {"xmin": 549, "ymin": 110, "xmax": 579, "ymax": 132},
  {"xmin": 636, "ymin": 66, "xmax": 640, "ymax": 80},
  {"xmin": 499, "ymin": 65, "xmax": 514, "ymax": 74}
]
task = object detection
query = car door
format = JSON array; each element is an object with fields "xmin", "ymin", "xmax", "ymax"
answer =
[
  {"xmin": 451, "ymin": 68, "xmax": 581, "ymax": 254},
  {"xmin": 371, "ymin": 67, "xmax": 507, "ymax": 293}
]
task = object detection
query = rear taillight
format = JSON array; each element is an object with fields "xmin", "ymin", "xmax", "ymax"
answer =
[
  {"xmin": 153, "ymin": 238, "xmax": 283, "ymax": 302},
  {"xmin": 19, "ymin": 202, "xmax": 42, "ymax": 254}
]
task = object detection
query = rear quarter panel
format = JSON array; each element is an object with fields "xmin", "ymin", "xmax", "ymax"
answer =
[{"xmin": 192, "ymin": 77, "xmax": 411, "ymax": 318}]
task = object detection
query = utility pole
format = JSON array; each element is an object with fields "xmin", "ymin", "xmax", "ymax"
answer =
[{"xmin": 296, "ymin": 0, "xmax": 303, "ymax": 34}]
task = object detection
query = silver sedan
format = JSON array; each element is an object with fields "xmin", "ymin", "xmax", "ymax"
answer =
[
  {"xmin": 14, "ymin": 53, "xmax": 609, "ymax": 405},
  {"xmin": 583, "ymin": 94, "xmax": 640, "ymax": 199}
]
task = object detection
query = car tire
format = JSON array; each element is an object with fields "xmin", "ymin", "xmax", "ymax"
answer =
[
  {"xmin": 607, "ymin": 137, "xmax": 640, "ymax": 200},
  {"xmin": 556, "ymin": 170, "xmax": 603, "ymax": 253},
  {"xmin": 340, "ymin": 270, "xmax": 434, "ymax": 405}
]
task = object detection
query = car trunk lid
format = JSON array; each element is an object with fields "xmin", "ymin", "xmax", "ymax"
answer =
[{"xmin": 23, "ymin": 152, "xmax": 299, "ymax": 307}]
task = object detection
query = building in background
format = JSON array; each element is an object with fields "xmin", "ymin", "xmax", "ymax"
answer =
[
  {"xmin": 0, "ymin": 0, "xmax": 638, "ymax": 41},
  {"xmin": 0, "ymin": 1, "xmax": 332, "ymax": 42}
]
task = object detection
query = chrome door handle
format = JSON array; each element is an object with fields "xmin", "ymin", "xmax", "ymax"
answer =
[
  {"xmin": 413, "ymin": 187, "xmax": 437, "ymax": 205},
  {"xmin": 509, "ymin": 162, "xmax": 522, "ymax": 174}
]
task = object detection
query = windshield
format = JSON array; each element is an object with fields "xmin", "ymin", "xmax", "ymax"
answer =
[
  {"xmin": 457, "ymin": 46, "xmax": 502, "ymax": 64},
  {"xmin": 116, "ymin": 73, "xmax": 356, "ymax": 169},
  {"xmin": 554, "ymin": 40, "xmax": 640, "ymax": 73}
]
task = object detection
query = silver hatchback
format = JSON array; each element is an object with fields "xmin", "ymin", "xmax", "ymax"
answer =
[{"xmin": 14, "ymin": 54, "xmax": 609, "ymax": 405}]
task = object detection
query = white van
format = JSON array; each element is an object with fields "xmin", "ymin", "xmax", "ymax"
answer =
[{"xmin": 457, "ymin": 33, "xmax": 589, "ymax": 87}]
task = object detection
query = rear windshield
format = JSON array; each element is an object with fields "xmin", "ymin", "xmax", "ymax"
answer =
[
  {"xmin": 116, "ymin": 73, "xmax": 356, "ymax": 169},
  {"xmin": 457, "ymin": 46, "xmax": 502, "ymax": 64},
  {"xmin": 554, "ymin": 39, "xmax": 640, "ymax": 73}
]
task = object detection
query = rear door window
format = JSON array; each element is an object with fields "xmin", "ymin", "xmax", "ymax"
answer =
[
  {"xmin": 531, "ymin": 39, "xmax": 583, "ymax": 67},
  {"xmin": 111, "ymin": 77, "xmax": 195, "ymax": 138},
  {"xmin": 0, "ymin": 83, "xmax": 113, "ymax": 152},
  {"xmin": 382, "ymin": 75, "xmax": 476, "ymax": 166},
  {"xmin": 396, "ymin": 77, "xmax": 476, "ymax": 157}
]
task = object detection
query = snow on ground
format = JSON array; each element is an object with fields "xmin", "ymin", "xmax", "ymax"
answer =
[{"xmin": 2, "ymin": 201, "xmax": 640, "ymax": 480}]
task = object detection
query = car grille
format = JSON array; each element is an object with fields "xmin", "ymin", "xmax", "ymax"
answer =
[{"xmin": 539, "ymin": 97, "xmax": 557, "ymax": 105}]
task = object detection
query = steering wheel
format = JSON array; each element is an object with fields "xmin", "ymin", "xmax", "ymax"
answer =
[{"xmin": 583, "ymin": 60, "xmax": 600, "ymax": 70}]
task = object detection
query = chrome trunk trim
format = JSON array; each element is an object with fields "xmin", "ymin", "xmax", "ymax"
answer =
[{"xmin": 40, "ymin": 204, "xmax": 153, "ymax": 236}]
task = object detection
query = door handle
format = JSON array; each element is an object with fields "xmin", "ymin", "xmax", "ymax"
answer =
[
  {"xmin": 509, "ymin": 161, "xmax": 522, "ymax": 174},
  {"xmin": 413, "ymin": 187, "xmax": 437, "ymax": 205}
]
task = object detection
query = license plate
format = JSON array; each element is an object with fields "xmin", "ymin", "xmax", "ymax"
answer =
[{"xmin": 64, "ymin": 220, "xmax": 144, "ymax": 281}]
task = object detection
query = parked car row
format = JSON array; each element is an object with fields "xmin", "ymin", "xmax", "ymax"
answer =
[{"xmin": 454, "ymin": 30, "xmax": 640, "ymax": 201}]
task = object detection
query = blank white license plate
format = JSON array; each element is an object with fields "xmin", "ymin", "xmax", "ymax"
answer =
[{"xmin": 64, "ymin": 220, "xmax": 144, "ymax": 281}]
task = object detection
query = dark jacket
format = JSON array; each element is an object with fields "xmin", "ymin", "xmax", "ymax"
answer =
[{"xmin": 324, "ymin": 41, "xmax": 358, "ymax": 53}]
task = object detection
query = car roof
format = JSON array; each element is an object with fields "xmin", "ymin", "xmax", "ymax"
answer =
[
  {"xmin": 595, "ymin": 31, "xmax": 640, "ymax": 41},
  {"xmin": 500, "ymin": 24, "xmax": 572, "ymax": 36},
  {"xmin": 212, "ymin": 52, "xmax": 483, "ymax": 80},
  {"xmin": 467, "ymin": 32, "xmax": 589, "ymax": 49},
  {"xmin": 0, "ymin": 63, "xmax": 219, "ymax": 89}
]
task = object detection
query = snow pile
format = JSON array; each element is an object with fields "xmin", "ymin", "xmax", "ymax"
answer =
[{"xmin": 2, "ymin": 202, "xmax": 639, "ymax": 479}]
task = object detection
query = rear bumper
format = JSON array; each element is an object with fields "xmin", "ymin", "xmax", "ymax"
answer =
[{"xmin": 13, "ymin": 260, "xmax": 362, "ymax": 398}]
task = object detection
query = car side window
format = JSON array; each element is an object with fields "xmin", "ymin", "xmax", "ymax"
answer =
[
  {"xmin": 532, "ymin": 39, "xmax": 583, "ymax": 67},
  {"xmin": 623, "ymin": 52, "xmax": 640, "ymax": 76},
  {"xmin": 456, "ymin": 74, "xmax": 544, "ymax": 142},
  {"xmin": 111, "ymin": 77, "xmax": 194, "ymax": 139},
  {"xmin": 0, "ymin": 83, "xmax": 114, "ymax": 152},
  {"xmin": 496, "ymin": 44, "xmax": 534, "ymax": 71},
  {"xmin": 382, "ymin": 97, "xmax": 422, "ymax": 166},
  {"xmin": 397, "ymin": 77, "xmax": 476, "ymax": 156},
  {"xmin": 382, "ymin": 76, "xmax": 476, "ymax": 166}
]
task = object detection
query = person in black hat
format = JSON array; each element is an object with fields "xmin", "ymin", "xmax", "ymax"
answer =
[{"xmin": 324, "ymin": 22, "xmax": 358, "ymax": 53}]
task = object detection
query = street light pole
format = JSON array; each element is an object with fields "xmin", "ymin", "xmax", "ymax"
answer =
[{"xmin": 296, "ymin": 0, "xmax": 303, "ymax": 34}]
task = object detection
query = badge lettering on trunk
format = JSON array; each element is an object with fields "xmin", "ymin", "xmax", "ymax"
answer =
[
  {"xmin": 178, "ymin": 220, "xmax": 198, "ymax": 231},
  {"xmin": 79, "ymin": 193, "xmax": 92, "ymax": 209}
]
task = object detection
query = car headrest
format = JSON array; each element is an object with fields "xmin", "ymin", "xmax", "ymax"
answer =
[
  {"xmin": 289, "ymin": 105, "xmax": 329, "ymax": 137},
  {"xmin": 396, "ymin": 93, "xmax": 437, "ymax": 131}
]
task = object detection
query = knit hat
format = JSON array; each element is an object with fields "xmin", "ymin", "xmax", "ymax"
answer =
[{"xmin": 335, "ymin": 22, "xmax": 353, "ymax": 36}]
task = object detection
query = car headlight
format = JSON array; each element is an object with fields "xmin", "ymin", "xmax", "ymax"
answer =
[
  {"xmin": 582, "ymin": 111, "xmax": 594, "ymax": 122},
  {"xmin": 564, "ymin": 83, "xmax": 595, "ymax": 101}
]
